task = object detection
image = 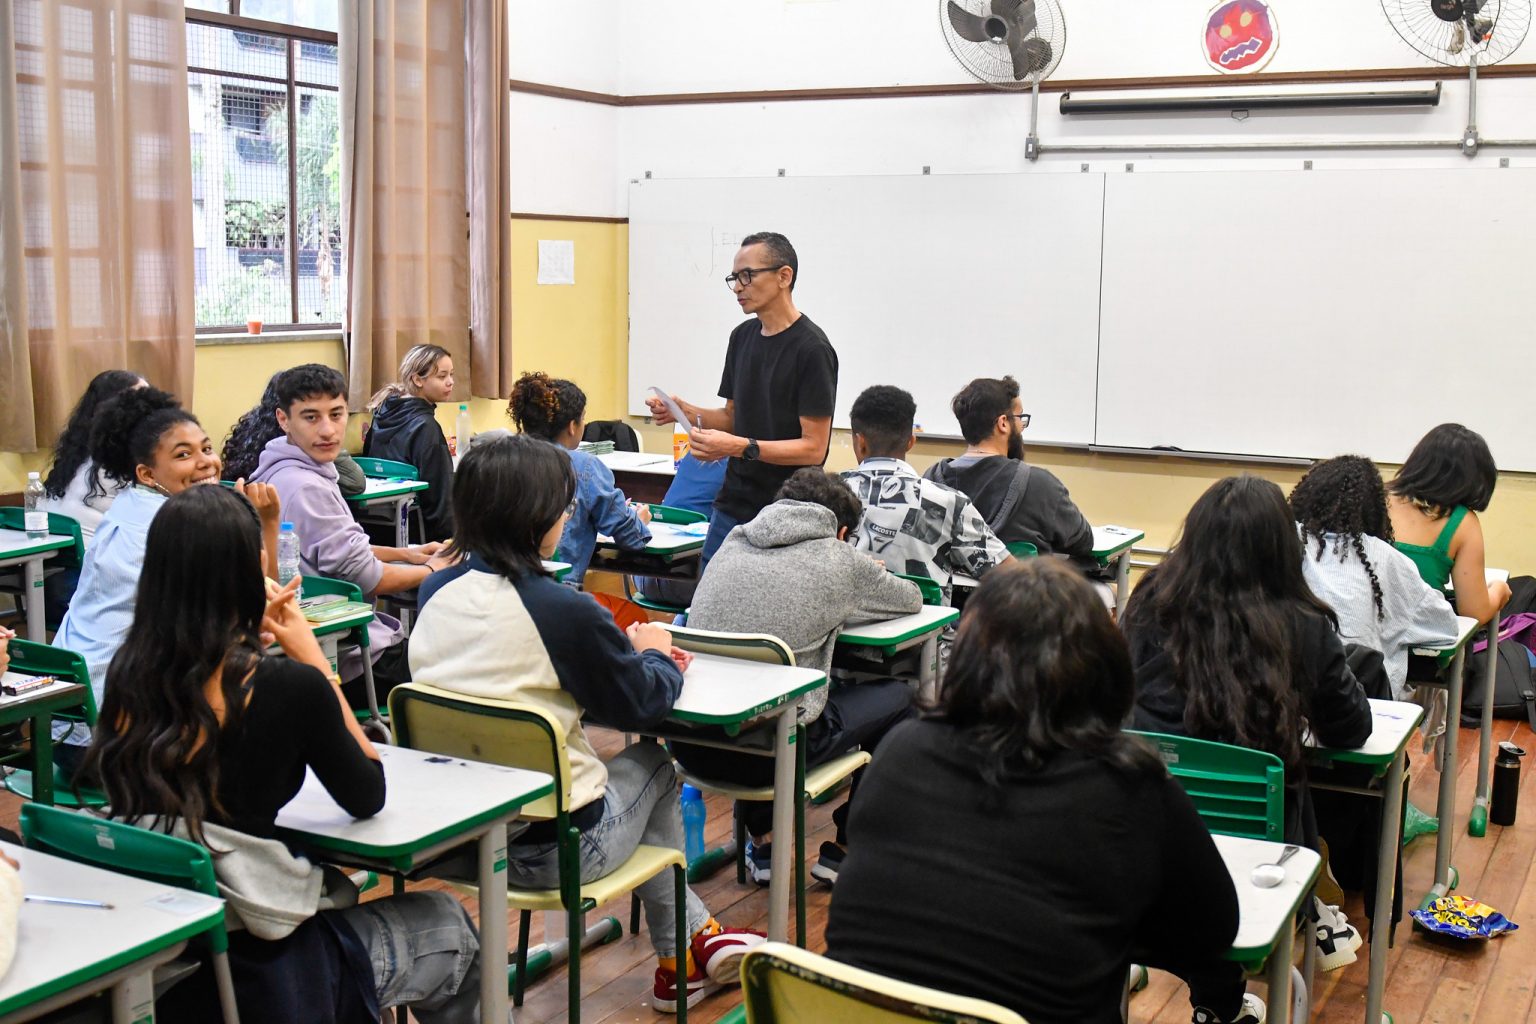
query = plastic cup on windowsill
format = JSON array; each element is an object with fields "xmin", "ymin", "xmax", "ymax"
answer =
[{"xmin": 247, "ymin": 318, "xmax": 263, "ymax": 335}]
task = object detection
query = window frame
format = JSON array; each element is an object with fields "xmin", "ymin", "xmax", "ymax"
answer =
[{"xmin": 186, "ymin": 5, "xmax": 341, "ymax": 334}]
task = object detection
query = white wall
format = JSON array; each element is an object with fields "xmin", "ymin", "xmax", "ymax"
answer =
[{"xmin": 508, "ymin": 0, "xmax": 1536, "ymax": 217}]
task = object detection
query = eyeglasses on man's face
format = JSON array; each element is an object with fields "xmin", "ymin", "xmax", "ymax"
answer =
[
  {"xmin": 1008, "ymin": 412, "xmax": 1032, "ymax": 429},
  {"xmin": 724, "ymin": 266, "xmax": 785, "ymax": 290}
]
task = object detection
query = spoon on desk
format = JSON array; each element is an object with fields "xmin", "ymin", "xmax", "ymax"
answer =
[{"xmin": 1250, "ymin": 845, "xmax": 1300, "ymax": 888}]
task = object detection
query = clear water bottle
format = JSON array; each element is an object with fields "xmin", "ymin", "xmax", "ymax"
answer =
[
  {"xmin": 23, "ymin": 472, "xmax": 46, "ymax": 539},
  {"xmin": 680, "ymin": 783, "xmax": 706, "ymax": 864},
  {"xmin": 276, "ymin": 521, "xmax": 302, "ymax": 590},
  {"xmin": 454, "ymin": 403, "xmax": 473, "ymax": 468}
]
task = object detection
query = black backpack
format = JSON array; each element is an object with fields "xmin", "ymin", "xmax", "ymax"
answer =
[{"xmin": 1461, "ymin": 635, "xmax": 1536, "ymax": 731}]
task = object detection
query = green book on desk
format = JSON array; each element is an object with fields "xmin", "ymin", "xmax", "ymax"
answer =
[{"xmin": 303, "ymin": 600, "xmax": 374, "ymax": 623}]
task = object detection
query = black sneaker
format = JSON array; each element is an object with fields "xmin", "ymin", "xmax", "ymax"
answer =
[
  {"xmin": 1192, "ymin": 994, "xmax": 1265, "ymax": 1024},
  {"xmin": 809, "ymin": 842, "xmax": 844, "ymax": 885},
  {"xmin": 744, "ymin": 839, "xmax": 771, "ymax": 886}
]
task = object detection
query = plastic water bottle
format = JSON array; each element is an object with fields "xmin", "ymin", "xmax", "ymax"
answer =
[
  {"xmin": 680, "ymin": 784, "xmax": 706, "ymax": 863},
  {"xmin": 23, "ymin": 472, "xmax": 46, "ymax": 539},
  {"xmin": 672, "ymin": 419, "xmax": 690, "ymax": 469},
  {"xmin": 276, "ymin": 521, "xmax": 302, "ymax": 590},
  {"xmin": 454, "ymin": 403, "xmax": 473, "ymax": 468}
]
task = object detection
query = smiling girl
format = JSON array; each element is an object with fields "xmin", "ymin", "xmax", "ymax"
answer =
[{"xmin": 364, "ymin": 345, "xmax": 458, "ymax": 542}]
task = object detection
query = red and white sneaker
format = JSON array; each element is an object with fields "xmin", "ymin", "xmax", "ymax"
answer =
[
  {"xmin": 652, "ymin": 964, "xmax": 710, "ymax": 1014},
  {"xmin": 693, "ymin": 925, "xmax": 766, "ymax": 986}
]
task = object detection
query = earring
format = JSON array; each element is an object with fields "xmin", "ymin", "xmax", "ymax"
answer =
[{"xmin": 150, "ymin": 480, "xmax": 172, "ymax": 497}]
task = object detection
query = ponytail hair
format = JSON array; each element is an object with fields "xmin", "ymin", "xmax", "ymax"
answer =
[
  {"xmin": 509, "ymin": 371, "xmax": 587, "ymax": 441},
  {"xmin": 367, "ymin": 344, "xmax": 453, "ymax": 411},
  {"xmin": 90, "ymin": 387, "xmax": 197, "ymax": 489}
]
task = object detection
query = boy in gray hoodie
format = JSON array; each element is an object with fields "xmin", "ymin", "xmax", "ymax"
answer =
[
  {"xmin": 675, "ymin": 468, "xmax": 922, "ymax": 886},
  {"xmin": 251, "ymin": 365, "xmax": 457, "ymax": 707}
]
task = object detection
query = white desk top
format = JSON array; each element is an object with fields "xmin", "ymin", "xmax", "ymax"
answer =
[
  {"xmin": 275, "ymin": 745, "xmax": 552, "ymax": 863},
  {"xmin": 1446, "ymin": 567, "xmax": 1511, "ymax": 591},
  {"xmin": 1307, "ymin": 698, "xmax": 1425, "ymax": 766},
  {"xmin": 0, "ymin": 529, "xmax": 73, "ymax": 560},
  {"xmin": 668, "ymin": 652, "xmax": 827, "ymax": 727},
  {"xmin": 597, "ymin": 451, "xmax": 677, "ymax": 475},
  {"xmin": 543, "ymin": 560, "xmax": 572, "ymax": 580},
  {"xmin": 0, "ymin": 675, "xmax": 82, "ymax": 709},
  {"xmin": 1412, "ymin": 614, "xmax": 1478, "ymax": 657},
  {"xmin": 1213, "ymin": 833, "xmax": 1321, "ymax": 962},
  {"xmin": 598, "ymin": 520, "xmax": 706, "ymax": 556},
  {"xmin": 837, "ymin": 605, "xmax": 959, "ymax": 647},
  {"xmin": 0, "ymin": 839, "xmax": 225, "ymax": 1016},
  {"xmin": 1091, "ymin": 524, "xmax": 1144, "ymax": 558},
  {"xmin": 351, "ymin": 477, "xmax": 430, "ymax": 501}
]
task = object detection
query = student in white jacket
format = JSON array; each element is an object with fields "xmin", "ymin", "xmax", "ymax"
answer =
[{"xmin": 1290, "ymin": 455, "xmax": 1459, "ymax": 699}]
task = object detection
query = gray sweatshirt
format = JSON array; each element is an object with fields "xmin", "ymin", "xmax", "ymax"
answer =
[{"xmin": 688, "ymin": 500, "xmax": 923, "ymax": 721}]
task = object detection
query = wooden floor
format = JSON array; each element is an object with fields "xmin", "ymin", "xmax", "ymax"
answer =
[{"xmin": 8, "ymin": 718, "xmax": 1533, "ymax": 1023}]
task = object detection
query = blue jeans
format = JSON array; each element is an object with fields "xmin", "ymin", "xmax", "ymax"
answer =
[
  {"xmin": 505, "ymin": 742, "xmax": 709, "ymax": 956},
  {"xmin": 700, "ymin": 508, "xmax": 744, "ymax": 570},
  {"xmin": 335, "ymin": 891, "xmax": 495, "ymax": 1022}
]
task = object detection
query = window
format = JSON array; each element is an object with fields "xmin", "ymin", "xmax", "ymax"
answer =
[{"xmin": 186, "ymin": 2, "xmax": 342, "ymax": 331}]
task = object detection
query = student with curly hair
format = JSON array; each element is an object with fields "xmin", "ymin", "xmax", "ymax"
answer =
[
  {"xmin": 54, "ymin": 386, "xmax": 280, "ymax": 775},
  {"xmin": 37, "ymin": 369, "xmax": 144, "ymax": 543},
  {"xmin": 476, "ymin": 372, "xmax": 651, "ymax": 584},
  {"xmin": 222, "ymin": 373, "xmax": 365, "ymax": 497},
  {"xmin": 827, "ymin": 559, "xmax": 1251, "ymax": 1024},
  {"xmin": 363, "ymin": 345, "xmax": 457, "ymax": 541},
  {"xmin": 1387, "ymin": 423, "xmax": 1511, "ymax": 625},
  {"xmin": 1290, "ymin": 455, "xmax": 1457, "ymax": 698}
]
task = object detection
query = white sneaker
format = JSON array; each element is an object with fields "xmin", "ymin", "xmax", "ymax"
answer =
[
  {"xmin": 1314, "ymin": 899, "xmax": 1362, "ymax": 972},
  {"xmin": 1192, "ymin": 992, "xmax": 1265, "ymax": 1024}
]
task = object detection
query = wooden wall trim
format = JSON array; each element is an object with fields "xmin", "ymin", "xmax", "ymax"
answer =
[
  {"xmin": 510, "ymin": 211, "xmax": 629, "ymax": 224},
  {"xmin": 512, "ymin": 64, "xmax": 1536, "ymax": 108}
]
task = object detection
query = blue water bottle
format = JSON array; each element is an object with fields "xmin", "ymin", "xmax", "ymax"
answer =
[{"xmin": 680, "ymin": 784, "xmax": 706, "ymax": 864}]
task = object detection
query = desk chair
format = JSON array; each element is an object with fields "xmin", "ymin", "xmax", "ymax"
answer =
[
  {"xmin": 720, "ymin": 942, "xmax": 1028, "ymax": 1024},
  {"xmin": 388, "ymin": 683, "xmax": 690, "ymax": 1023},
  {"xmin": 301, "ymin": 575, "xmax": 388, "ymax": 740},
  {"xmin": 891, "ymin": 573, "xmax": 944, "ymax": 607},
  {"xmin": 1006, "ymin": 541, "xmax": 1038, "ymax": 559},
  {"xmin": 21, "ymin": 804, "xmax": 241, "ymax": 1024},
  {"xmin": 351, "ymin": 457, "xmax": 426, "ymax": 553},
  {"xmin": 582, "ymin": 420, "xmax": 642, "ymax": 453},
  {"xmin": 624, "ymin": 506, "xmax": 709, "ymax": 616},
  {"xmin": 0, "ymin": 509, "xmax": 84, "ymax": 632},
  {"xmin": 1, "ymin": 639, "xmax": 106, "ymax": 808},
  {"xmin": 663, "ymin": 625, "xmax": 869, "ymax": 948}
]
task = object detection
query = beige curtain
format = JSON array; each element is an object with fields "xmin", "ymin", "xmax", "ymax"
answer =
[
  {"xmin": 340, "ymin": 0, "xmax": 473, "ymax": 409},
  {"xmin": 465, "ymin": 0, "xmax": 512, "ymax": 399},
  {"xmin": 0, "ymin": 0, "xmax": 195, "ymax": 453}
]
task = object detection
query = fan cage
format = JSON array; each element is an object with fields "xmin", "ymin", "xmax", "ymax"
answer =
[
  {"xmin": 939, "ymin": 0, "xmax": 1067, "ymax": 91},
  {"xmin": 1381, "ymin": 0, "xmax": 1532, "ymax": 67}
]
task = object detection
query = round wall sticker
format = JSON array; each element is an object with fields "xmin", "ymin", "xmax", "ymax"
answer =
[{"xmin": 1204, "ymin": 1, "xmax": 1280, "ymax": 74}]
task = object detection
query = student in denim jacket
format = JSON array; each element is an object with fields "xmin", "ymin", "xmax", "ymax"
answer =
[{"xmin": 493, "ymin": 372, "xmax": 652, "ymax": 584}]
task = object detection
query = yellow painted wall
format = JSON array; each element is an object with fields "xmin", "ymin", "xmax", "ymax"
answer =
[{"xmin": 8, "ymin": 215, "xmax": 1536, "ymax": 579}]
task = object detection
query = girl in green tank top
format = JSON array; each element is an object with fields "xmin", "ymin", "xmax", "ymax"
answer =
[{"xmin": 1392, "ymin": 505, "xmax": 1467, "ymax": 593}]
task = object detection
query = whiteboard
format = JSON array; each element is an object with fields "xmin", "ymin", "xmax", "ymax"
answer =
[
  {"xmin": 628, "ymin": 173, "xmax": 1106, "ymax": 444},
  {"xmin": 1095, "ymin": 168, "xmax": 1536, "ymax": 470}
]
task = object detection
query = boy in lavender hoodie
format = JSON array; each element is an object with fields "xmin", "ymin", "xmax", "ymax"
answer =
[{"xmin": 250, "ymin": 365, "xmax": 456, "ymax": 705}]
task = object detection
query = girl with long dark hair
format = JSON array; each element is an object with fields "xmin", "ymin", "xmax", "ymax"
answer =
[
  {"xmin": 38, "ymin": 369, "xmax": 143, "ymax": 543},
  {"xmin": 84, "ymin": 485, "xmax": 486, "ymax": 1023},
  {"xmin": 826, "ymin": 558, "xmax": 1252, "ymax": 1024}
]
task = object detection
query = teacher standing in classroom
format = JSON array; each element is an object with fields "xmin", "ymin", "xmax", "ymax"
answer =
[{"xmin": 647, "ymin": 231, "xmax": 838, "ymax": 566}]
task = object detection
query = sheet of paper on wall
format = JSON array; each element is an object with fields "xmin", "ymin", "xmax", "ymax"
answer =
[{"xmin": 537, "ymin": 239, "xmax": 575, "ymax": 285}]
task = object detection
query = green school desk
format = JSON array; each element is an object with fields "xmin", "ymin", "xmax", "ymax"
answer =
[
  {"xmin": 1307, "ymin": 698, "xmax": 1424, "ymax": 1024},
  {"xmin": 347, "ymin": 477, "xmax": 429, "ymax": 548},
  {"xmin": 275, "ymin": 744, "xmax": 553, "ymax": 1024},
  {"xmin": 0, "ymin": 530, "xmax": 74, "ymax": 641},
  {"xmin": 835, "ymin": 605, "xmax": 959, "ymax": 702},
  {"xmin": 0, "ymin": 839, "xmax": 225, "ymax": 1023},
  {"xmin": 0, "ymin": 677, "xmax": 86, "ymax": 807},
  {"xmin": 1213, "ymin": 834, "xmax": 1321, "ymax": 1024},
  {"xmin": 596, "ymin": 451, "xmax": 676, "ymax": 505},
  {"xmin": 1092, "ymin": 524, "xmax": 1145, "ymax": 618},
  {"xmin": 1453, "ymin": 568, "xmax": 1509, "ymax": 838}
]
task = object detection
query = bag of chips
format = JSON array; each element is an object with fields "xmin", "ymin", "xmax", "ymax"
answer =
[{"xmin": 1409, "ymin": 895, "xmax": 1519, "ymax": 940}]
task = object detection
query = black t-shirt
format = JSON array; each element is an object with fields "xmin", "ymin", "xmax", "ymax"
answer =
[
  {"xmin": 715, "ymin": 314, "xmax": 838, "ymax": 521},
  {"xmin": 215, "ymin": 657, "xmax": 386, "ymax": 837},
  {"xmin": 825, "ymin": 719, "xmax": 1238, "ymax": 1024}
]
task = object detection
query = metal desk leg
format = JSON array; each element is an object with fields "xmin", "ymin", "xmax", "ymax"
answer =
[
  {"xmin": 32, "ymin": 711, "xmax": 54, "ymax": 806},
  {"xmin": 1368, "ymin": 751, "xmax": 1406, "ymax": 1024},
  {"xmin": 1427, "ymin": 647, "xmax": 1465, "ymax": 905},
  {"xmin": 1469, "ymin": 608, "xmax": 1501, "ymax": 837},
  {"xmin": 918, "ymin": 635, "xmax": 939, "ymax": 704},
  {"xmin": 394, "ymin": 497, "xmax": 410, "ymax": 549},
  {"xmin": 1266, "ymin": 925, "xmax": 1294, "ymax": 1023},
  {"xmin": 767, "ymin": 704, "xmax": 797, "ymax": 942},
  {"xmin": 23, "ymin": 556, "xmax": 46, "ymax": 640},
  {"xmin": 478, "ymin": 818, "xmax": 511, "ymax": 1024},
  {"xmin": 1113, "ymin": 551, "xmax": 1131, "ymax": 621}
]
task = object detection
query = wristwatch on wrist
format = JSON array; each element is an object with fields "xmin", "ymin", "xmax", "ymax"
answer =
[{"xmin": 742, "ymin": 438, "xmax": 760, "ymax": 461}]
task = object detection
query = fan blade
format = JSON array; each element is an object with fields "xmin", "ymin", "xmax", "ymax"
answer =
[
  {"xmin": 1007, "ymin": 33, "xmax": 1053, "ymax": 79},
  {"xmin": 947, "ymin": 1, "xmax": 995, "ymax": 42}
]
